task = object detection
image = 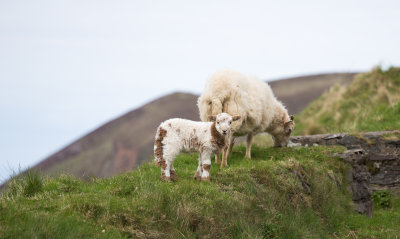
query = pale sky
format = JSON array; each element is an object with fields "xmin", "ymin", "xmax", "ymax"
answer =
[{"xmin": 1, "ymin": 0, "xmax": 400, "ymax": 183}]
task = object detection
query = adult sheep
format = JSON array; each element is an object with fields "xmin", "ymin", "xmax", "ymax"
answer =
[{"xmin": 197, "ymin": 69, "xmax": 294, "ymax": 167}]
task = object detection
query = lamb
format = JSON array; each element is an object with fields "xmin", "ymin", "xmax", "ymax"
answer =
[
  {"xmin": 197, "ymin": 69, "xmax": 294, "ymax": 167},
  {"xmin": 154, "ymin": 113, "xmax": 240, "ymax": 181}
]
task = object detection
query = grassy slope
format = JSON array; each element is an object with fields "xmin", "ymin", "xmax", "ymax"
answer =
[
  {"xmin": 2, "ymin": 145, "xmax": 400, "ymax": 239},
  {"xmin": 294, "ymin": 67, "xmax": 400, "ymax": 135}
]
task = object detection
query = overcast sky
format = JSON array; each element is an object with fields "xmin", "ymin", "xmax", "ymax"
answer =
[{"xmin": 1, "ymin": 0, "xmax": 399, "ymax": 183}]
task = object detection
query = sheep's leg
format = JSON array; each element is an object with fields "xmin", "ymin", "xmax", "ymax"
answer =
[
  {"xmin": 194, "ymin": 155, "xmax": 202, "ymax": 181},
  {"xmin": 200, "ymin": 153, "xmax": 212, "ymax": 181},
  {"xmin": 215, "ymin": 153, "xmax": 221, "ymax": 164},
  {"xmin": 245, "ymin": 133, "xmax": 253, "ymax": 159}
]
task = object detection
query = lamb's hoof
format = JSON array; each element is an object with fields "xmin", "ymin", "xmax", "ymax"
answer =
[
  {"xmin": 201, "ymin": 177, "xmax": 210, "ymax": 182},
  {"xmin": 170, "ymin": 170, "xmax": 178, "ymax": 182},
  {"xmin": 161, "ymin": 174, "xmax": 171, "ymax": 182},
  {"xmin": 194, "ymin": 172, "xmax": 202, "ymax": 181}
]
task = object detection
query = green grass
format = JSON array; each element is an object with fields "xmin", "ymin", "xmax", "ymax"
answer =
[
  {"xmin": 2, "ymin": 145, "xmax": 399, "ymax": 238},
  {"xmin": 294, "ymin": 66, "xmax": 400, "ymax": 135}
]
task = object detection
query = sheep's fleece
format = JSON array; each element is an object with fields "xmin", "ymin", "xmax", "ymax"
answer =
[{"xmin": 197, "ymin": 69, "xmax": 294, "ymax": 165}]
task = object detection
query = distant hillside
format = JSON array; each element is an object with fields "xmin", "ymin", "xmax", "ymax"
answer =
[
  {"xmin": 294, "ymin": 67, "xmax": 400, "ymax": 135},
  {"xmin": 34, "ymin": 93, "xmax": 199, "ymax": 178},
  {"xmin": 32, "ymin": 73, "xmax": 358, "ymax": 179},
  {"xmin": 268, "ymin": 73, "xmax": 357, "ymax": 114}
]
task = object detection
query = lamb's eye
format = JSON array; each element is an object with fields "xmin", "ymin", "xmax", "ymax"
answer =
[
  {"xmin": 229, "ymin": 121, "xmax": 232, "ymax": 124},
  {"xmin": 217, "ymin": 122, "xmax": 220, "ymax": 125}
]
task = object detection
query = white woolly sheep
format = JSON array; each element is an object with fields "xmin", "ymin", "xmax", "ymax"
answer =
[
  {"xmin": 154, "ymin": 113, "xmax": 240, "ymax": 181},
  {"xmin": 197, "ymin": 69, "xmax": 294, "ymax": 167}
]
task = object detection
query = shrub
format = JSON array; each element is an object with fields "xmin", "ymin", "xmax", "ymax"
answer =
[{"xmin": 372, "ymin": 190, "xmax": 392, "ymax": 209}]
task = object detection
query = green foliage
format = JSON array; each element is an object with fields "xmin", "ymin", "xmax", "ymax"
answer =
[
  {"xmin": 294, "ymin": 66, "xmax": 400, "ymax": 135},
  {"xmin": 1, "ymin": 146, "xmax": 400, "ymax": 238},
  {"xmin": 261, "ymin": 222, "xmax": 279, "ymax": 239},
  {"xmin": 372, "ymin": 190, "xmax": 392, "ymax": 209},
  {"xmin": 5, "ymin": 170, "xmax": 43, "ymax": 198}
]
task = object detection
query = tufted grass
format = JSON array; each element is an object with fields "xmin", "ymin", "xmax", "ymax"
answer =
[
  {"xmin": 294, "ymin": 66, "xmax": 400, "ymax": 135},
  {"xmin": 1, "ymin": 145, "xmax": 399, "ymax": 238}
]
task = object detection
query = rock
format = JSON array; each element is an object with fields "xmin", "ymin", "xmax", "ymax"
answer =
[{"xmin": 291, "ymin": 130, "xmax": 400, "ymax": 217}]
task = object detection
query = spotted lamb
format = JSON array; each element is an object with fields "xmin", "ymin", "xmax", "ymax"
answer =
[{"xmin": 154, "ymin": 113, "xmax": 240, "ymax": 182}]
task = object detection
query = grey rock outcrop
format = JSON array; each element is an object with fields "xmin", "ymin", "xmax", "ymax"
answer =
[{"xmin": 290, "ymin": 130, "xmax": 400, "ymax": 216}]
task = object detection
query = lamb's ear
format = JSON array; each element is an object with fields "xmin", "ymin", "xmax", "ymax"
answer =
[
  {"xmin": 290, "ymin": 115, "xmax": 294, "ymax": 121},
  {"xmin": 209, "ymin": 115, "xmax": 216, "ymax": 122},
  {"xmin": 232, "ymin": 115, "xmax": 241, "ymax": 121}
]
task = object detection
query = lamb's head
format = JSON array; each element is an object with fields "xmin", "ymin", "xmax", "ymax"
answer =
[
  {"xmin": 209, "ymin": 113, "xmax": 241, "ymax": 136},
  {"xmin": 273, "ymin": 115, "xmax": 295, "ymax": 147}
]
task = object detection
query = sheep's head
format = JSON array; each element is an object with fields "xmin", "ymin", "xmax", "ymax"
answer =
[
  {"xmin": 197, "ymin": 96, "xmax": 223, "ymax": 122},
  {"xmin": 273, "ymin": 115, "xmax": 295, "ymax": 147},
  {"xmin": 209, "ymin": 113, "xmax": 241, "ymax": 136}
]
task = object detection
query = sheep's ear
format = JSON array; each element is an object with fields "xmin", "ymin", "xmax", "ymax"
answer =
[
  {"xmin": 232, "ymin": 115, "xmax": 241, "ymax": 121},
  {"xmin": 284, "ymin": 119, "xmax": 294, "ymax": 127},
  {"xmin": 290, "ymin": 115, "xmax": 294, "ymax": 121},
  {"xmin": 209, "ymin": 115, "xmax": 216, "ymax": 122}
]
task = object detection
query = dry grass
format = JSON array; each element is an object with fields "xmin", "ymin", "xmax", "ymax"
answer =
[{"xmin": 294, "ymin": 66, "xmax": 400, "ymax": 135}]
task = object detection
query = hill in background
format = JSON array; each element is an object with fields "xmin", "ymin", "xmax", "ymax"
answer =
[
  {"xmin": 294, "ymin": 67, "xmax": 400, "ymax": 135},
  {"xmin": 34, "ymin": 93, "xmax": 199, "ymax": 179},
  {"xmin": 32, "ymin": 73, "xmax": 358, "ymax": 179},
  {"xmin": 269, "ymin": 73, "xmax": 356, "ymax": 114}
]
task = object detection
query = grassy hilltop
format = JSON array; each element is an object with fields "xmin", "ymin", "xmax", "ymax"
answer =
[
  {"xmin": 294, "ymin": 67, "xmax": 400, "ymax": 135},
  {"xmin": 1, "ymin": 145, "xmax": 400, "ymax": 238},
  {"xmin": 2, "ymin": 67, "xmax": 400, "ymax": 238}
]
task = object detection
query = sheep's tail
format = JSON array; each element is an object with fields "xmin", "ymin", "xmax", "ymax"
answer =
[{"xmin": 154, "ymin": 126, "xmax": 167, "ymax": 168}]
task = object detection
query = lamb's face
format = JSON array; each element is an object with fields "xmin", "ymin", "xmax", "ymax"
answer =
[{"xmin": 210, "ymin": 113, "xmax": 241, "ymax": 136}]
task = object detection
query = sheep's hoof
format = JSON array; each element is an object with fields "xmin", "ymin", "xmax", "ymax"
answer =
[
  {"xmin": 170, "ymin": 170, "xmax": 178, "ymax": 182},
  {"xmin": 220, "ymin": 163, "xmax": 228, "ymax": 168},
  {"xmin": 201, "ymin": 177, "xmax": 210, "ymax": 182}
]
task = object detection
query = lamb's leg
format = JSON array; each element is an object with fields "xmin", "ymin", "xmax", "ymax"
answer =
[
  {"xmin": 245, "ymin": 133, "xmax": 253, "ymax": 159},
  {"xmin": 162, "ymin": 161, "xmax": 171, "ymax": 182},
  {"xmin": 201, "ymin": 153, "xmax": 212, "ymax": 181},
  {"xmin": 159, "ymin": 158, "xmax": 168, "ymax": 181},
  {"xmin": 221, "ymin": 146, "xmax": 228, "ymax": 168},
  {"xmin": 170, "ymin": 164, "xmax": 178, "ymax": 182},
  {"xmin": 194, "ymin": 156, "xmax": 202, "ymax": 181},
  {"xmin": 227, "ymin": 137, "xmax": 235, "ymax": 157},
  {"xmin": 221, "ymin": 135, "xmax": 232, "ymax": 168}
]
